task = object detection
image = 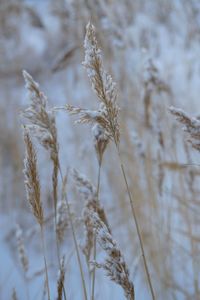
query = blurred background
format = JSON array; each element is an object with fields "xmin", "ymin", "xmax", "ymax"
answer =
[{"xmin": 0, "ymin": 0, "xmax": 200, "ymax": 299}]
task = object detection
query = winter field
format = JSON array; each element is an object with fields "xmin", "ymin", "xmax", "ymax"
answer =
[{"xmin": 0, "ymin": 0, "xmax": 200, "ymax": 299}]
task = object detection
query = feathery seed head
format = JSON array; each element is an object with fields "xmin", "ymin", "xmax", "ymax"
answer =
[
  {"xmin": 56, "ymin": 21, "xmax": 120, "ymax": 151},
  {"xmin": 83, "ymin": 22, "xmax": 120, "ymax": 145},
  {"xmin": 72, "ymin": 169, "xmax": 110, "ymax": 262},
  {"xmin": 71, "ymin": 168, "xmax": 96, "ymax": 201},
  {"xmin": 23, "ymin": 70, "xmax": 58, "ymax": 163},
  {"xmin": 89, "ymin": 212, "xmax": 134, "ymax": 300},
  {"xmin": 23, "ymin": 128, "xmax": 43, "ymax": 226},
  {"xmin": 56, "ymin": 199, "xmax": 68, "ymax": 244},
  {"xmin": 23, "ymin": 71, "xmax": 59, "ymax": 216},
  {"xmin": 169, "ymin": 106, "xmax": 200, "ymax": 152}
]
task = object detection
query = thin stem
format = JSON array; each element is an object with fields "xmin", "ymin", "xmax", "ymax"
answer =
[
  {"xmin": 53, "ymin": 163, "xmax": 67, "ymax": 300},
  {"xmin": 58, "ymin": 164, "xmax": 88, "ymax": 300},
  {"xmin": 54, "ymin": 218, "xmax": 67, "ymax": 300},
  {"xmin": 97, "ymin": 161, "xmax": 102, "ymax": 195},
  {"xmin": 91, "ymin": 161, "xmax": 102, "ymax": 300},
  {"xmin": 40, "ymin": 225, "xmax": 51, "ymax": 300},
  {"xmin": 115, "ymin": 143, "xmax": 156, "ymax": 300},
  {"xmin": 55, "ymin": 235, "xmax": 67, "ymax": 300}
]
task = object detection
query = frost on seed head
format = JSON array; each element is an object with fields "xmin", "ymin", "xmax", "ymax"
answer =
[{"xmin": 169, "ymin": 106, "xmax": 200, "ymax": 152}]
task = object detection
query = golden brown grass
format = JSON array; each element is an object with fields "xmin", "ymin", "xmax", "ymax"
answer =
[
  {"xmin": 19, "ymin": 22, "xmax": 138, "ymax": 300},
  {"xmin": 23, "ymin": 128, "xmax": 51, "ymax": 300},
  {"xmin": 61, "ymin": 22, "xmax": 155, "ymax": 300},
  {"xmin": 1, "ymin": 2, "xmax": 200, "ymax": 299},
  {"xmin": 22, "ymin": 73, "xmax": 88, "ymax": 300}
]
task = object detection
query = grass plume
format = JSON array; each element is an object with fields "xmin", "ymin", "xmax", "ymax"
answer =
[
  {"xmin": 23, "ymin": 128, "xmax": 51, "ymax": 300},
  {"xmin": 89, "ymin": 212, "xmax": 135, "ymax": 300}
]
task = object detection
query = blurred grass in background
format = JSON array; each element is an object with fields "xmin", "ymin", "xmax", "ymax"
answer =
[{"xmin": 0, "ymin": 0, "xmax": 200, "ymax": 299}]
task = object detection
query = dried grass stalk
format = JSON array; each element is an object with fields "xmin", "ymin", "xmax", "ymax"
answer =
[
  {"xmin": 56, "ymin": 199, "xmax": 68, "ymax": 244},
  {"xmin": 22, "ymin": 70, "xmax": 58, "ymax": 161},
  {"xmin": 22, "ymin": 72, "xmax": 64, "ymax": 298},
  {"xmin": 23, "ymin": 128, "xmax": 50, "ymax": 300},
  {"xmin": 72, "ymin": 169, "xmax": 110, "ymax": 263},
  {"xmin": 56, "ymin": 173, "xmax": 68, "ymax": 243},
  {"xmin": 81, "ymin": 23, "xmax": 155, "ymax": 299},
  {"xmin": 52, "ymin": 45, "xmax": 79, "ymax": 73},
  {"xmin": 169, "ymin": 106, "xmax": 200, "ymax": 152},
  {"xmin": 58, "ymin": 169, "xmax": 88, "ymax": 300},
  {"xmin": 143, "ymin": 59, "xmax": 171, "ymax": 127},
  {"xmin": 23, "ymin": 70, "xmax": 59, "ymax": 217},
  {"xmin": 57, "ymin": 22, "xmax": 120, "ymax": 148},
  {"xmin": 23, "ymin": 128, "xmax": 43, "ymax": 226},
  {"xmin": 22, "ymin": 71, "xmax": 88, "ymax": 299},
  {"xmin": 90, "ymin": 212, "xmax": 135, "ymax": 300},
  {"xmin": 57, "ymin": 104, "xmax": 110, "ymax": 162},
  {"xmin": 83, "ymin": 22, "xmax": 120, "ymax": 145},
  {"xmin": 57, "ymin": 257, "xmax": 65, "ymax": 300}
]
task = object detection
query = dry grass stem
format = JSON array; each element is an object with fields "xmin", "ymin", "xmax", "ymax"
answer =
[
  {"xmin": 22, "ymin": 71, "xmax": 67, "ymax": 298},
  {"xmin": 57, "ymin": 257, "xmax": 66, "ymax": 300},
  {"xmin": 23, "ymin": 128, "xmax": 51, "ymax": 300},
  {"xmin": 72, "ymin": 169, "xmax": 110, "ymax": 264},
  {"xmin": 143, "ymin": 59, "xmax": 170, "ymax": 127},
  {"xmin": 56, "ymin": 199, "xmax": 68, "ymax": 244},
  {"xmin": 1, "ymin": 3, "xmax": 200, "ymax": 300},
  {"xmin": 56, "ymin": 174, "xmax": 68, "ymax": 244},
  {"xmin": 57, "ymin": 22, "xmax": 120, "ymax": 147},
  {"xmin": 83, "ymin": 22, "xmax": 120, "ymax": 145},
  {"xmin": 40, "ymin": 226, "xmax": 51, "ymax": 300},
  {"xmin": 23, "ymin": 71, "xmax": 87, "ymax": 298},
  {"xmin": 90, "ymin": 212, "xmax": 135, "ymax": 300},
  {"xmin": 22, "ymin": 70, "xmax": 58, "ymax": 162},
  {"xmin": 81, "ymin": 22, "xmax": 155, "ymax": 300},
  {"xmin": 169, "ymin": 106, "xmax": 200, "ymax": 152},
  {"xmin": 23, "ymin": 70, "xmax": 59, "ymax": 224},
  {"xmin": 23, "ymin": 128, "xmax": 43, "ymax": 226},
  {"xmin": 72, "ymin": 168, "xmax": 109, "ymax": 300},
  {"xmin": 58, "ymin": 168, "xmax": 88, "ymax": 300}
]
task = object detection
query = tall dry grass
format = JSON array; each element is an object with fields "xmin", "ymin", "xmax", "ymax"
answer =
[
  {"xmin": 1, "ymin": 1, "xmax": 200, "ymax": 300},
  {"xmin": 19, "ymin": 22, "xmax": 136, "ymax": 300}
]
